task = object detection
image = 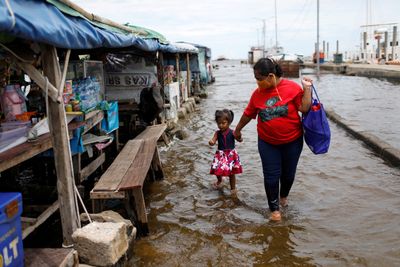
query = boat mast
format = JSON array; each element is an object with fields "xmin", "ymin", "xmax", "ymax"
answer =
[
  {"xmin": 263, "ymin": 19, "xmax": 266, "ymax": 57},
  {"xmin": 274, "ymin": 0, "xmax": 278, "ymax": 49}
]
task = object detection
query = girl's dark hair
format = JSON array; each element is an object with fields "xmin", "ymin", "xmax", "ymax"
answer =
[
  {"xmin": 253, "ymin": 57, "xmax": 283, "ymax": 77},
  {"xmin": 215, "ymin": 109, "xmax": 234, "ymax": 123}
]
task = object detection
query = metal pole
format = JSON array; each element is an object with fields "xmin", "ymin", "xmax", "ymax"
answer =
[
  {"xmin": 336, "ymin": 40, "xmax": 339, "ymax": 54},
  {"xmin": 392, "ymin": 26, "xmax": 397, "ymax": 60},
  {"xmin": 384, "ymin": 31, "xmax": 388, "ymax": 60},
  {"xmin": 327, "ymin": 42, "xmax": 329, "ymax": 62},
  {"xmin": 316, "ymin": 0, "xmax": 320, "ymax": 78},
  {"xmin": 377, "ymin": 37, "xmax": 380, "ymax": 59}
]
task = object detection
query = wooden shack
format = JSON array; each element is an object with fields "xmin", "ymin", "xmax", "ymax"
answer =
[{"xmin": 0, "ymin": 0, "xmax": 200, "ymax": 265}]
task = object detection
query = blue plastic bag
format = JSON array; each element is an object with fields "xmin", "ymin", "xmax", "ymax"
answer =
[
  {"xmin": 101, "ymin": 101, "xmax": 119, "ymax": 134},
  {"xmin": 302, "ymin": 85, "xmax": 331, "ymax": 154}
]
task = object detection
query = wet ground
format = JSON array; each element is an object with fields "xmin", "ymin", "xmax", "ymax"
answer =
[{"xmin": 130, "ymin": 60, "xmax": 400, "ymax": 266}]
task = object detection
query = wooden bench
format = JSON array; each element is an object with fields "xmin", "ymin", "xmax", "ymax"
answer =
[{"xmin": 90, "ymin": 124, "xmax": 167, "ymax": 234}]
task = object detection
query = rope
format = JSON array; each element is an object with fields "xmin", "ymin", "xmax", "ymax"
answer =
[
  {"xmin": 273, "ymin": 75, "xmax": 282, "ymax": 101},
  {"xmin": 75, "ymin": 184, "xmax": 92, "ymax": 223},
  {"xmin": 4, "ymin": 0, "xmax": 16, "ymax": 30}
]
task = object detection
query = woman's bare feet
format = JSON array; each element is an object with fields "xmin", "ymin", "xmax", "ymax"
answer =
[
  {"xmin": 270, "ymin": 211, "xmax": 281, "ymax": 221},
  {"xmin": 280, "ymin": 197, "xmax": 288, "ymax": 207}
]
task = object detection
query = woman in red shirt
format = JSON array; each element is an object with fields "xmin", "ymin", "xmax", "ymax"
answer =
[{"xmin": 234, "ymin": 58, "xmax": 312, "ymax": 221}]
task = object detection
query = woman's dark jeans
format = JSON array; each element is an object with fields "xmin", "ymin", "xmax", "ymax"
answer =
[{"xmin": 258, "ymin": 136, "xmax": 303, "ymax": 212}]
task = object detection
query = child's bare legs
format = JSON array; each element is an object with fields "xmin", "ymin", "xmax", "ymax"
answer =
[
  {"xmin": 216, "ymin": 176, "xmax": 223, "ymax": 186},
  {"xmin": 229, "ymin": 175, "xmax": 237, "ymax": 196},
  {"xmin": 229, "ymin": 174, "xmax": 236, "ymax": 190},
  {"xmin": 213, "ymin": 176, "xmax": 223, "ymax": 189}
]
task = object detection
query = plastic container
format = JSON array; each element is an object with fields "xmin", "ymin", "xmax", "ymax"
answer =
[
  {"xmin": 1, "ymin": 85, "xmax": 27, "ymax": 121},
  {"xmin": 0, "ymin": 192, "xmax": 24, "ymax": 267}
]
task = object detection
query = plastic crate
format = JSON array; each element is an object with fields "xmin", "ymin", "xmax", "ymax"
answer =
[{"xmin": 0, "ymin": 192, "xmax": 24, "ymax": 267}]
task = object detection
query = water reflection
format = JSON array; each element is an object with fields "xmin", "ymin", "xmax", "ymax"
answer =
[{"xmin": 130, "ymin": 60, "xmax": 400, "ymax": 266}]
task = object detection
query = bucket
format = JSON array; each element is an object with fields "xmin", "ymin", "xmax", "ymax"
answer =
[{"xmin": 1, "ymin": 85, "xmax": 26, "ymax": 121}]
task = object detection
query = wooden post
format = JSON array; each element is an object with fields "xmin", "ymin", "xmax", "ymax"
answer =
[
  {"xmin": 186, "ymin": 53, "xmax": 191, "ymax": 97},
  {"xmin": 41, "ymin": 45, "xmax": 80, "ymax": 246},
  {"xmin": 175, "ymin": 54, "xmax": 182, "ymax": 103},
  {"xmin": 157, "ymin": 52, "xmax": 164, "ymax": 95}
]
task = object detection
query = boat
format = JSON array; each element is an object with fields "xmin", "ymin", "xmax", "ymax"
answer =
[{"xmin": 216, "ymin": 55, "xmax": 227, "ymax": 61}]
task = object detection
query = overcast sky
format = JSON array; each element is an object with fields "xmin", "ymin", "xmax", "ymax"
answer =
[{"xmin": 77, "ymin": 0, "xmax": 400, "ymax": 59}]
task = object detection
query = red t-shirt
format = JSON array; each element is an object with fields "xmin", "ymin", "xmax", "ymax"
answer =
[{"xmin": 243, "ymin": 79, "xmax": 304, "ymax": 145}]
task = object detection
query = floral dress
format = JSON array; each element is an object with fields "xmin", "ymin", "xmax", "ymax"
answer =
[{"xmin": 210, "ymin": 128, "xmax": 243, "ymax": 176}]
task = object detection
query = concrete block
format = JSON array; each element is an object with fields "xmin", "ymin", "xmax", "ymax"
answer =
[
  {"xmin": 80, "ymin": 210, "xmax": 135, "ymax": 239},
  {"xmin": 177, "ymin": 107, "xmax": 187, "ymax": 119},
  {"xmin": 72, "ymin": 222, "xmax": 128, "ymax": 267}
]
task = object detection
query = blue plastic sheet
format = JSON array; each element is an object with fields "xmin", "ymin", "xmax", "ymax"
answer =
[{"xmin": 0, "ymin": 0, "xmax": 197, "ymax": 53}]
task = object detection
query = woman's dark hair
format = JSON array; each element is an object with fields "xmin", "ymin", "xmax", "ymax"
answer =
[
  {"xmin": 253, "ymin": 57, "xmax": 283, "ymax": 77},
  {"xmin": 215, "ymin": 109, "xmax": 234, "ymax": 123}
]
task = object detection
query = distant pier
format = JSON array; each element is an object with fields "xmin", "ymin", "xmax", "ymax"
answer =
[{"xmin": 303, "ymin": 62, "xmax": 400, "ymax": 81}]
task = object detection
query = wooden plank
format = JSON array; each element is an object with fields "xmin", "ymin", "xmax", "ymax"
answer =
[
  {"xmin": 21, "ymin": 217, "xmax": 37, "ymax": 225},
  {"xmin": 84, "ymin": 109, "xmax": 100, "ymax": 120},
  {"xmin": 118, "ymin": 124, "xmax": 166, "ymax": 189},
  {"xmin": 24, "ymin": 248, "xmax": 77, "ymax": 267},
  {"xmin": 0, "ymin": 125, "xmax": 78, "ymax": 173},
  {"xmin": 15, "ymin": 61, "xmax": 61, "ymax": 103},
  {"xmin": 131, "ymin": 188, "xmax": 149, "ymax": 234},
  {"xmin": 42, "ymin": 45, "xmax": 79, "ymax": 245},
  {"xmin": 151, "ymin": 147, "xmax": 164, "ymax": 180},
  {"xmin": 161, "ymin": 132, "xmax": 170, "ymax": 145},
  {"xmin": 0, "ymin": 133, "xmax": 52, "ymax": 172},
  {"xmin": 118, "ymin": 137, "xmax": 157, "ymax": 190},
  {"xmin": 134, "ymin": 124, "xmax": 167, "ymax": 141},
  {"xmin": 92, "ymin": 139, "xmax": 143, "ymax": 191},
  {"xmin": 23, "ymin": 201, "xmax": 59, "ymax": 239},
  {"xmin": 79, "ymin": 152, "xmax": 105, "ymax": 182},
  {"xmin": 82, "ymin": 110, "xmax": 104, "ymax": 134},
  {"xmin": 90, "ymin": 190, "xmax": 126, "ymax": 199}
]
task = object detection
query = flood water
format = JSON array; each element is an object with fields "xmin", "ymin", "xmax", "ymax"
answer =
[{"xmin": 131, "ymin": 60, "xmax": 400, "ymax": 266}]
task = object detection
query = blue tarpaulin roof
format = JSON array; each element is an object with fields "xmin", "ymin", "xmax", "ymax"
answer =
[{"xmin": 0, "ymin": 0, "xmax": 197, "ymax": 53}]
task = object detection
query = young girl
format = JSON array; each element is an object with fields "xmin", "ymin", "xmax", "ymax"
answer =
[{"xmin": 209, "ymin": 109, "xmax": 243, "ymax": 195}]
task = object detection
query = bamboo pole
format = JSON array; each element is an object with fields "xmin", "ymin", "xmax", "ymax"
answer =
[
  {"xmin": 58, "ymin": 0, "xmax": 146, "ymax": 35},
  {"xmin": 41, "ymin": 44, "xmax": 80, "ymax": 246}
]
